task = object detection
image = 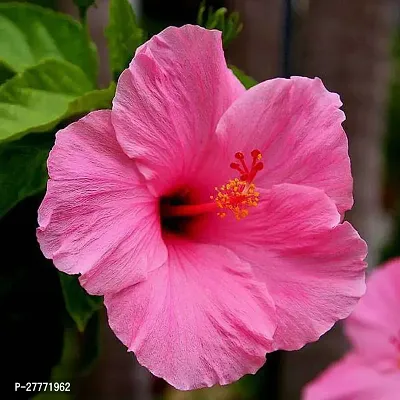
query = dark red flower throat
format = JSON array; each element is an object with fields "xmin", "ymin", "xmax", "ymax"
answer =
[{"xmin": 159, "ymin": 150, "xmax": 264, "ymax": 235}]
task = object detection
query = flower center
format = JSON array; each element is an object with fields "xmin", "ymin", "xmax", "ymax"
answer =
[
  {"xmin": 211, "ymin": 150, "xmax": 263, "ymax": 220},
  {"xmin": 160, "ymin": 150, "xmax": 263, "ymax": 225},
  {"xmin": 159, "ymin": 189, "xmax": 195, "ymax": 236}
]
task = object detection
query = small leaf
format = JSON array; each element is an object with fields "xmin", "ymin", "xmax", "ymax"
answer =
[
  {"xmin": 230, "ymin": 65, "xmax": 257, "ymax": 89},
  {"xmin": 0, "ymin": 132, "xmax": 53, "ymax": 219},
  {"xmin": 105, "ymin": 0, "xmax": 145, "ymax": 78},
  {"xmin": 197, "ymin": 2, "xmax": 243, "ymax": 47},
  {"xmin": 0, "ymin": 59, "xmax": 116, "ymax": 143},
  {"xmin": 0, "ymin": 3, "xmax": 98, "ymax": 84},
  {"xmin": 196, "ymin": 0, "xmax": 206, "ymax": 27},
  {"xmin": 207, "ymin": 7, "xmax": 228, "ymax": 30},
  {"xmin": 59, "ymin": 273, "xmax": 103, "ymax": 332}
]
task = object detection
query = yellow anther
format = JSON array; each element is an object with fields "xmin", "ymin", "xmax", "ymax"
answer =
[
  {"xmin": 213, "ymin": 178, "xmax": 260, "ymax": 220},
  {"xmin": 213, "ymin": 150, "xmax": 263, "ymax": 220}
]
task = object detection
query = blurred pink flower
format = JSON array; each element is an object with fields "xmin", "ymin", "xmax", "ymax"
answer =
[
  {"xmin": 304, "ymin": 258, "xmax": 400, "ymax": 400},
  {"xmin": 37, "ymin": 25, "xmax": 367, "ymax": 389}
]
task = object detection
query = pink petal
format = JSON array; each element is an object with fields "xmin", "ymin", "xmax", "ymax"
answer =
[
  {"xmin": 303, "ymin": 353, "xmax": 400, "ymax": 400},
  {"xmin": 104, "ymin": 241, "xmax": 276, "ymax": 390},
  {"xmin": 345, "ymin": 258, "xmax": 400, "ymax": 371},
  {"xmin": 37, "ymin": 110, "xmax": 167, "ymax": 294},
  {"xmin": 200, "ymin": 184, "xmax": 367, "ymax": 350},
  {"xmin": 215, "ymin": 76, "xmax": 352, "ymax": 215},
  {"xmin": 112, "ymin": 25, "xmax": 245, "ymax": 196}
]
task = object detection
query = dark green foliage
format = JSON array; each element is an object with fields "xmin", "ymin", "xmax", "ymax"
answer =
[
  {"xmin": 0, "ymin": 132, "xmax": 52, "ymax": 218},
  {"xmin": 59, "ymin": 273, "xmax": 103, "ymax": 333}
]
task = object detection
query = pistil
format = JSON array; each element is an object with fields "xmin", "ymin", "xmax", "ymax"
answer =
[{"xmin": 212, "ymin": 149, "xmax": 263, "ymax": 220}]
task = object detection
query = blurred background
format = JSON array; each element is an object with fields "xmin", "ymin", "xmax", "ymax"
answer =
[{"xmin": 2, "ymin": 0, "xmax": 400, "ymax": 399}]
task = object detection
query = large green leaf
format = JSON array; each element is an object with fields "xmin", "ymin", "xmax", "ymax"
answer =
[
  {"xmin": 69, "ymin": 81, "xmax": 116, "ymax": 116},
  {"xmin": 0, "ymin": 132, "xmax": 53, "ymax": 218},
  {"xmin": 105, "ymin": 0, "xmax": 145, "ymax": 78},
  {"xmin": 59, "ymin": 273, "xmax": 103, "ymax": 332},
  {"xmin": 0, "ymin": 62, "xmax": 14, "ymax": 85},
  {"xmin": 11, "ymin": 0, "xmax": 57, "ymax": 9},
  {"xmin": 0, "ymin": 59, "xmax": 115, "ymax": 143},
  {"xmin": 0, "ymin": 2, "xmax": 98, "ymax": 84}
]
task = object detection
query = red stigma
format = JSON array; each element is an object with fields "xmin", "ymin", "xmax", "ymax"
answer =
[
  {"xmin": 213, "ymin": 150, "xmax": 263, "ymax": 220},
  {"xmin": 230, "ymin": 149, "xmax": 264, "ymax": 185},
  {"xmin": 251, "ymin": 149, "xmax": 261, "ymax": 158}
]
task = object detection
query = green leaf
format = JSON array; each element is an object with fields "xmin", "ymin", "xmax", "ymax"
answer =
[
  {"xmin": 0, "ymin": 59, "xmax": 116, "ymax": 143},
  {"xmin": 0, "ymin": 132, "xmax": 53, "ymax": 218},
  {"xmin": 0, "ymin": 64, "xmax": 115, "ymax": 215},
  {"xmin": 59, "ymin": 273, "xmax": 103, "ymax": 332},
  {"xmin": 105, "ymin": 0, "xmax": 145, "ymax": 78},
  {"xmin": 0, "ymin": 2, "xmax": 98, "ymax": 84},
  {"xmin": 230, "ymin": 65, "xmax": 257, "ymax": 89},
  {"xmin": 0, "ymin": 62, "xmax": 15, "ymax": 85},
  {"xmin": 197, "ymin": 1, "xmax": 243, "ymax": 46},
  {"xmin": 69, "ymin": 81, "xmax": 116, "ymax": 116},
  {"xmin": 197, "ymin": 0, "xmax": 206, "ymax": 28},
  {"xmin": 15, "ymin": 0, "xmax": 57, "ymax": 10}
]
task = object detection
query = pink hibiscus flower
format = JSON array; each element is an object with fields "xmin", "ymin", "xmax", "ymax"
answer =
[
  {"xmin": 303, "ymin": 258, "xmax": 400, "ymax": 400},
  {"xmin": 37, "ymin": 25, "xmax": 367, "ymax": 389}
]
